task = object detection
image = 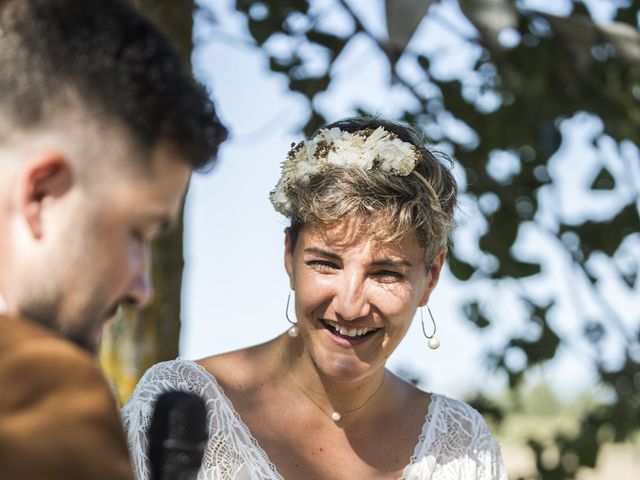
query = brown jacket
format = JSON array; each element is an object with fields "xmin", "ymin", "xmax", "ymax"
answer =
[{"xmin": 0, "ymin": 315, "xmax": 134, "ymax": 480}]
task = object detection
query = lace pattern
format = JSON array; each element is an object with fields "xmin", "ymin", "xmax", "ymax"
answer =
[{"xmin": 122, "ymin": 359, "xmax": 507, "ymax": 480}]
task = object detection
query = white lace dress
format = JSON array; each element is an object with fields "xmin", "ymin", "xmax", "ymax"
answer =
[{"xmin": 122, "ymin": 359, "xmax": 507, "ymax": 480}]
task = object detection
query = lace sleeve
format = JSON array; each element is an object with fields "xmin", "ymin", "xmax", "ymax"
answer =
[
  {"xmin": 121, "ymin": 359, "xmax": 213, "ymax": 480},
  {"xmin": 121, "ymin": 359, "xmax": 282, "ymax": 480},
  {"xmin": 477, "ymin": 437, "xmax": 508, "ymax": 480},
  {"xmin": 473, "ymin": 414, "xmax": 508, "ymax": 480},
  {"xmin": 405, "ymin": 394, "xmax": 508, "ymax": 479}
]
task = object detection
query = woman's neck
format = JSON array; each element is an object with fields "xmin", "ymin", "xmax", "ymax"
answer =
[{"xmin": 278, "ymin": 335, "xmax": 389, "ymax": 423}]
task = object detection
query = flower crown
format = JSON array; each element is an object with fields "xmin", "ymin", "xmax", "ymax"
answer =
[{"xmin": 270, "ymin": 126, "xmax": 421, "ymax": 217}]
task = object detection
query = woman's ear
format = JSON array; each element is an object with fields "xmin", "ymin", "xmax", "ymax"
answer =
[
  {"xmin": 284, "ymin": 227, "xmax": 295, "ymax": 290},
  {"xmin": 419, "ymin": 247, "xmax": 447, "ymax": 306},
  {"xmin": 17, "ymin": 152, "xmax": 71, "ymax": 240}
]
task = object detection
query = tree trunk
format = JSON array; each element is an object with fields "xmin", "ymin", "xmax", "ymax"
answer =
[{"xmin": 98, "ymin": 0, "xmax": 194, "ymax": 405}]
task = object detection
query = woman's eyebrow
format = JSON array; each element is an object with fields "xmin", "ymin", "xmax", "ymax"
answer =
[
  {"xmin": 303, "ymin": 247, "xmax": 341, "ymax": 260},
  {"xmin": 371, "ymin": 258, "xmax": 413, "ymax": 268}
]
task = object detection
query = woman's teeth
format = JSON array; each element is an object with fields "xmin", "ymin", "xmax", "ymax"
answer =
[{"xmin": 324, "ymin": 320, "xmax": 377, "ymax": 338}]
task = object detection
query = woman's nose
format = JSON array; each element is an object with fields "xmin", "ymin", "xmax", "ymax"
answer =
[{"xmin": 332, "ymin": 272, "xmax": 370, "ymax": 321}]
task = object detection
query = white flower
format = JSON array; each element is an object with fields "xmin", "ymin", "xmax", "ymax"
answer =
[
  {"xmin": 364, "ymin": 126, "xmax": 392, "ymax": 146},
  {"xmin": 329, "ymin": 131, "xmax": 374, "ymax": 170},
  {"xmin": 328, "ymin": 143, "xmax": 373, "ymax": 170},
  {"xmin": 270, "ymin": 177, "xmax": 292, "ymax": 216},
  {"xmin": 325, "ymin": 127, "xmax": 343, "ymax": 141},
  {"xmin": 304, "ymin": 137, "xmax": 320, "ymax": 161},
  {"xmin": 270, "ymin": 126, "xmax": 421, "ymax": 216},
  {"xmin": 295, "ymin": 159, "xmax": 318, "ymax": 183},
  {"xmin": 375, "ymin": 138, "xmax": 416, "ymax": 175}
]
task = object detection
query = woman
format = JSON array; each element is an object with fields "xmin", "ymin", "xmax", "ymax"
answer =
[{"xmin": 123, "ymin": 118, "xmax": 507, "ymax": 479}]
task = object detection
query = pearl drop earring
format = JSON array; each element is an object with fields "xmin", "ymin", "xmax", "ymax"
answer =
[
  {"xmin": 285, "ymin": 291, "xmax": 299, "ymax": 337},
  {"xmin": 420, "ymin": 306, "xmax": 440, "ymax": 350}
]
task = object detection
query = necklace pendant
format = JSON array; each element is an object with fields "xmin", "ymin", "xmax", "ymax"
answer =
[{"xmin": 330, "ymin": 411, "xmax": 341, "ymax": 421}]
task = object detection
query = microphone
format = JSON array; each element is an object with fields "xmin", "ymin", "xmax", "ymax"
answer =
[{"xmin": 148, "ymin": 391, "xmax": 208, "ymax": 480}]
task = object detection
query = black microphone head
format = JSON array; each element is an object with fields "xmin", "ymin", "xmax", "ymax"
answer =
[{"xmin": 149, "ymin": 391, "xmax": 208, "ymax": 480}]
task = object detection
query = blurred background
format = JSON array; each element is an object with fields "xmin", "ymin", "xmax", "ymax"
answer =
[{"xmin": 99, "ymin": 0, "xmax": 640, "ymax": 478}]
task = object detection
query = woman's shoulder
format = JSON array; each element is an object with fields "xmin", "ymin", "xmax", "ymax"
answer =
[
  {"xmin": 196, "ymin": 341, "xmax": 276, "ymax": 390},
  {"xmin": 196, "ymin": 349, "xmax": 245, "ymax": 380},
  {"xmin": 429, "ymin": 393, "xmax": 500, "ymax": 449},
  {"xmin": 128, "ymin": 357, "xmax": 225, "ymax": 402}
]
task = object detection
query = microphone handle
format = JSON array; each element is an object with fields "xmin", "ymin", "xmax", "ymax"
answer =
[{"xmin": 155, "ymin": 444, "xmax": 205, "ymax": 480}]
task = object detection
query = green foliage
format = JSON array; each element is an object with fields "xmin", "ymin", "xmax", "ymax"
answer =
[
  {"xmin": 232, "ymin": 0, "xmax": 640, "ymax": 477},
  {"xmin": 560, "ymin": 203, "xmax": 639, "ymax": 258},
  {"xmin": 590, "ymin": 167, "xmax": 615, "ymax": 190}
]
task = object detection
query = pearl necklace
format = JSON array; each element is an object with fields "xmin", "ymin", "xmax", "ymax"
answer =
[{"xmin": 283, "ymin": 346, "xmax": 387, "ymax": 422}]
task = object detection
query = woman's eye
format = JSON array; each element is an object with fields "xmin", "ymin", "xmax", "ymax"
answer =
[
  {"xmin": 305, "ymin": 260, "xmax": 338, "ymax": 271},
  {"xmin": 373, "ymin": 270, "xmax": 404, "ymax": 282}
]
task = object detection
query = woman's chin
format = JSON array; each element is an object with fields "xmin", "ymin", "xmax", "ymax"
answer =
[
  {"xmin": 299, "ymin": 326, "xmax": 387, "ymax": 382},
  {"xmin": 312, "ymin": 352, "xmax": 378, "ymax": 383}
]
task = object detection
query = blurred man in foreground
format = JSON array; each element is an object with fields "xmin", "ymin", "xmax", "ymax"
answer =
[{"xmin": 0, "ymin": 0, "xmax": 226, "ymax": 478}]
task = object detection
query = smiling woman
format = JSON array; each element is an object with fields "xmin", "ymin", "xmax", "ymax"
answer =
[{"xmin": 122, "ymin": 117, "xmax": 507, "ymax": 480}]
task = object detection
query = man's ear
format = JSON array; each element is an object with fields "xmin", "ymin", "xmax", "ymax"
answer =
[
  {"xmin": 284, "ymin": 227, "xmax": 295, "ymax": 290},
  {"xmin": 18, "ymin": 152, "xmax": 72, "ymax": 239},
  {"xmin": 419, "ymin": 247, "xmax": 447, "ymax": 306}
]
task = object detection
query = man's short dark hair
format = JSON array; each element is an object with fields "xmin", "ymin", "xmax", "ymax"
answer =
[{"xmin": 0, "ymin": 0, "xmax": 227, "ymax": 168}]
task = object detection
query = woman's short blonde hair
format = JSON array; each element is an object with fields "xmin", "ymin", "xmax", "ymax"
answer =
[{"xmin": 281, "ymin": 117, "xmax": 458, "ymax": 264}]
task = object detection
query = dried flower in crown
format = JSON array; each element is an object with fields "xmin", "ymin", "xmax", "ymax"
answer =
[{"xmin": 270, "ymin": 126, "xmax": 420, "ymax": 216}]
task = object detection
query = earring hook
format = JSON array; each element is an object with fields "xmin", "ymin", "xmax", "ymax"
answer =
[
  {"xmin": 285, "ymin": 291, "xmax": 299, "ymax": 337},
  {"xmin": 420, "ymin": 306, "xmax": 440, "ymax": 349}
]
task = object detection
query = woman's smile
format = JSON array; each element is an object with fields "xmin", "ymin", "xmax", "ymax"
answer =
[{"xmin": 320, "ymin": 318, "xmax": 382, "ymax": 347}]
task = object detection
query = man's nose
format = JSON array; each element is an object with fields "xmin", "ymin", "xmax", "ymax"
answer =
[
  {"xmin": 123, "ymin": 268, "xmax": 154, "ymax": 309},
  {"xmin": 122, "ymin": 246, "xmax": 154, "ymax": 309}
]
